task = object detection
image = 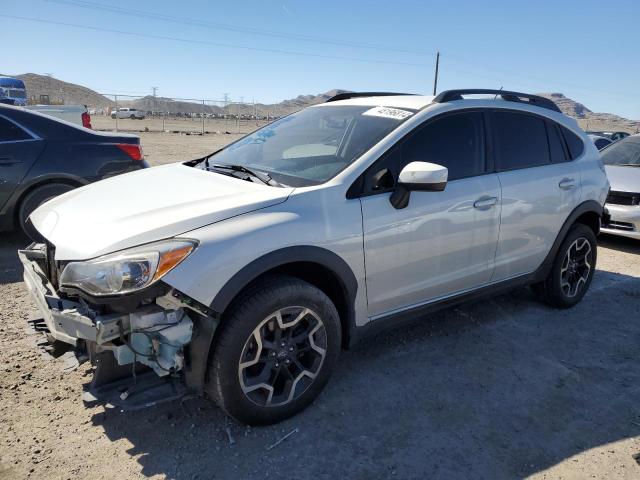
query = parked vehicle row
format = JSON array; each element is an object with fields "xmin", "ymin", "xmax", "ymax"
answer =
[
  {"xmin": 18, "ymin": 89, "xmax": 609, "ymax": 425},
  {"xmin": 600, "ymin": 135, "xmax": 640, "ymax": 240},
  {"xmin": 0, "ymin": 104, "xmax": 147, "ymax": 238}
]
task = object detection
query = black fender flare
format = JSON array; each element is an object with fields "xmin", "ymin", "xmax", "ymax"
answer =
[
  {"xmin": 532, "ymin": 199, "xmax": 603, "ymax": 282},
  {"xmin": 209, "ymin": 245, "xmax": 359, "ymax": 319}
]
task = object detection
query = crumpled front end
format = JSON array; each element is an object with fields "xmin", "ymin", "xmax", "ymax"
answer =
[{"xmin": 19, "ymin": 243, "xmax": 217, "ymax": 409}]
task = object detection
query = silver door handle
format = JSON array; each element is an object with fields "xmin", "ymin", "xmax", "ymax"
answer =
[
  {"xmin": 473, "ymin": 196, "xmax": 498, "ymax": 209},
  {"xmin": 559, "ymin": 178, "xmax": 576, "ymax": 190}
]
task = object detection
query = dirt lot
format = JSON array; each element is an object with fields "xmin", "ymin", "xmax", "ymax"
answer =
[{"xmin": 1, "ymin": 132, "xmax": 640, "ymax": 479}]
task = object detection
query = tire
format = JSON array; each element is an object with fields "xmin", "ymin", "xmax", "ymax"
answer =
[
  {"xmin": 205, "ymin": 275, "xmax": 341, "ymax": 425},
  {"xmin": 111, "ymin": 114, "xmax": 116, "ymax": 119},
  {"xmin": 130, "ymin": 114, "xmax": 135, "ymax": 119},
  {"xmin": 18, "ymin": 184, "xmax": 75, "ymax": 241},
  {"xmin": 531, "ymin": 224, "xmax": 597, "ymax": 309}
]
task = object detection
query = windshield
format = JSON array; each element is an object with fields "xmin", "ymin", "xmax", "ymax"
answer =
[
  {"xmin": 601, "ymin": 136, "xmax": 640, "ymax": 166},
  {"xmin": 206, "ymin": 105, "xmax": 414, "ymax": 186},
  {"xmin": 8, "ymin": 89, "xmax": 26, "ymax": 99}
]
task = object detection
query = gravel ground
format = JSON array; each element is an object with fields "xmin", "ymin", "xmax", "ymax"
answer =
[
  {"xmin": 1, "ymin": 232, "xmax": 639, "ymax": 480},
  {"xmin": 1, "ymin": 133, "xmax": 639, "ymax": 479}
]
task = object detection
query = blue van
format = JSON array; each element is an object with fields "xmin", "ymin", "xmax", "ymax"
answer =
[{"xmin": 0, "ymin": 77, "xmax": 27, "ymax": 106}]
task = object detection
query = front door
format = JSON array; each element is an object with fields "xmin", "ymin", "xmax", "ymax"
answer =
[{"xmin": 359, "ymin": 111, "xmax": 501, "ymax": 318}]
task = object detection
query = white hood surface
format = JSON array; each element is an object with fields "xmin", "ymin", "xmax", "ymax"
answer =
[{"xmin": 30, "ymin": 163, "xmax": 293, "ymax": 260}]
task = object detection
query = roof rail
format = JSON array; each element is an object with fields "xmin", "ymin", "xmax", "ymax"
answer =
[
  {"xmin": 432, "ymin": 89, "xmax": 561, "ymax": 113},
  {"xmin": 325, "ymin": 92, "xmax": 415, "ymax": 103}
]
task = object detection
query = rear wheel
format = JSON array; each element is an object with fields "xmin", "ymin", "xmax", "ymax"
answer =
[
  {"xmin": 532, "ymin": 224, "xmax": 597, "ymax": 308},
  {"xmin": 18, "ymin": 183, "xmax": 74, "ymax": 241},
  {"xmin": 206, "ymin": 275, "xmax": 341, "ymax": 425}
]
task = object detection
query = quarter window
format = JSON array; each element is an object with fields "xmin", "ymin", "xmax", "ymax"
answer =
[
  {"xmin": 560, "ymin": 126, "xmax": 584, "ymax": 159},
  {"xmin": 0, "ymin": 117, "xmax": 30, "ymax": 142},
  {"xmin": 492, "ymin": 111, "xmax": 550, "ymax": 170},
  {"xmin": 546, "ymin": 122, "xmax": 568, "ymax": 163}
]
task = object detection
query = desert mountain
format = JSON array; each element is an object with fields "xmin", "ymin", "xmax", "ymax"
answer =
[
  {"xmin": 5, "ymin": 73, "xmax": 638, "ymax": 133},
  {"xmin": 5, "ymin": 73, "xmax": 114, "ymax": 108}
]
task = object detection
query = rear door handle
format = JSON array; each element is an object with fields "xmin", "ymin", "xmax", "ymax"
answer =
[
  {"xmin": 473, "ymin": 196, "xmax": 498, "ymax": 210},
  {"xmin": 559, "ymin": 178, "xmax": 576, "ymax": 190},
  {"xmin": 0, "ymin": 157, "xmax": 20, "ymax": 166}
]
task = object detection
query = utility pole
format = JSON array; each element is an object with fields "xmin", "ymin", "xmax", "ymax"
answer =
[
  {"xmin": 151, "ymin": 86, "xmax": 158, "ymax": 97},
  {"xmin": 432, "ymin": 51, "xmax": 440, "ymax": 95}
]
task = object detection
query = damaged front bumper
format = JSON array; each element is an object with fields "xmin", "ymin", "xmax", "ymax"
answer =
[{"xmin": 19, "ymin": 244, "xmax": 218, "ymax": 409}]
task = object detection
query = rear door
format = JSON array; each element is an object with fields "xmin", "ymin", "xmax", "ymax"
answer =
[
  {"xmin": 490, "ymin": 110, "xmax": 581, "ymax": 280},
  {"xmin": 360, "ymin": 111, "xmax": 502, "ymax": 318},
  {"xmin": 0, "ymin": 116, "xmax": 45, "ymax": 210}
]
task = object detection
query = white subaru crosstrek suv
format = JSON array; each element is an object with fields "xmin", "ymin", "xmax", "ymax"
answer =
[{"xmin": 20, "ymin": 89, "xmax": 609, "ymax": 425}]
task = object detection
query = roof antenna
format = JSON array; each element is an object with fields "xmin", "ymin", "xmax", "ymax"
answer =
[{"xmin": 494, "ymin": 87, "xmax": 503, "ymax": 100}]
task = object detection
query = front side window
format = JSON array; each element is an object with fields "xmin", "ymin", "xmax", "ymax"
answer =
[
  {"xmin": 493, "ymin": 111, "xmax": 550, "ymax": 170},
  {"xmin": 205, "ymin": 105, "xmax": 413, "ymax": 187},
  {"xmin": 0, "ymin": 117, "xmax": 30, "ymax": 142},
  {"xmin": 601, "ymin": 137, "xmax": 640, "ymax": 166},
  {"xmin": 363, "ymin": 111, "xmax": 485, "ymax": 193}
]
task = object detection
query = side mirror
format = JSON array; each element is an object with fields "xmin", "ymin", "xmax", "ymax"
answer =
[{"xmin": 390, "ymin": 161, "xmax": 448, "ymax": 209}]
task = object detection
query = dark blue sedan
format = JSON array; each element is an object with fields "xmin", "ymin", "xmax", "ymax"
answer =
[{"xmin": 0, "ymin": 104, "xmax": 148, "ymax": 238}]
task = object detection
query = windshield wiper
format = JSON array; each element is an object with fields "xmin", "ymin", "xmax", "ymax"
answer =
[
  {"xmin": 206, "ymin": 161, "xmax": 284, "ymax": 187},
  {"xmin": 611, "ymin": 163, "xmax": 640, "ymax": 167}
]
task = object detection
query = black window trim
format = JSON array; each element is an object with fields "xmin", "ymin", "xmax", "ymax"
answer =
[
  {"xmin": 544, "ymin": 120, "xmax": 571, "ymax": 164},
  {"xmin": 347, "ymin": 108, "xmax": 489, "ymax": 199},
  {"xmin": 558, "ymin": 124, "xmax": 585, "ymax": 160},
  {"xmin": 346, "ymin": 106, "xmax": 581, "ymax": 199}
]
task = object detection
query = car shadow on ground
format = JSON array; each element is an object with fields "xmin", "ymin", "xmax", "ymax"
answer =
[
  {"xmin": 90, "ymin": 268, "xmax": 640, "ymax": 479},
  {"xmin": 0, "ymin": 231, "xmax": 30, "ymax": 285},
  {"xmin": 599, "ymin": 233, "xmax": 640, "ymax": 255}
]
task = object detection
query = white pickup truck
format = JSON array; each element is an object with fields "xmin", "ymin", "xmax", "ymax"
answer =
[
  {"xmin": 25, "ymin": 104, "xmax": 92, "ymax": 128},
  {"xmin": 111, "ymin": 107, "xmax": 145, "ymax": 119}
]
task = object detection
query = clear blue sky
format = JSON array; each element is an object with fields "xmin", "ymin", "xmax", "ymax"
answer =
[{"xmin": 2, "ymin": 0, "xmax": 639, "ymax": 118}]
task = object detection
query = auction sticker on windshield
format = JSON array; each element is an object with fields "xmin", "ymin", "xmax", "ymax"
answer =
[{"xmin": 363, "ymin": 106, "xmax": 414, "ymax": 120}]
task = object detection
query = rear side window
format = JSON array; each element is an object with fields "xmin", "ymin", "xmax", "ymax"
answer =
[
  {"xmin": 560, "ymin": 126, "xmax": 584, "ymax": 159},
  {"xmin": 400, "ymin": 111, "xmax": 485, "ymax": 181},
  {"xmin": 0, "ymin": 117, "xmax": 30, "ymax": 142},
  {"xmin": 492, "ymin": 111, "xmax": 550, "ymax": 170},
  {"xmin": 546, "ymin": 122, "xmax": 568, "ymax": 163}
]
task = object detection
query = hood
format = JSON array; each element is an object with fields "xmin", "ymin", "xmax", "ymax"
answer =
[
  {"xmin": 605, "ymin": 165, "xmax": 640, "ymax": 193},
  {"xmin": 30, "ymin": 163, "xmax": 293, "ymax": 260}
]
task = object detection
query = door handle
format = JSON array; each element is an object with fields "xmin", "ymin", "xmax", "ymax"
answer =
[
  {"xmin": 559, "ymin": 178, "xmax": 576, "ymax": 190},
  {"xmin": 473, "ymin": 196, "xmax": 498, "ymax": 210},
  {"xmin": 0, "ymin": 157, "xmax": 20, "ymax": 166}
]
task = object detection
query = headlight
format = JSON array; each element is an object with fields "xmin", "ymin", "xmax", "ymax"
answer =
[{"xmin": 59, "ymin": 239, "xmax": 197, "ymax": 296}]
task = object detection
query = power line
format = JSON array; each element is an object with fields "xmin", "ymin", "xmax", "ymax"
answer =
[
  {"xmin": 44, "ymin": 0, "xmax": 433, "ymax": 56},
  {"xmin": 1, "ymin": 15, "xmax": 430, "ymax": 68}
]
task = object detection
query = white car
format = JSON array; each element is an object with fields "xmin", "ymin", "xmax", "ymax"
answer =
[
  {"xmin": 20, "ymin": 89, "xmax": 608, "ymax": 425},
  {"xmin": 111, "ymin": 107, "xmax": 145, "ymax": 119}
]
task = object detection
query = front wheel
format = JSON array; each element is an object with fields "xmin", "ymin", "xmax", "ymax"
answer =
[
  {"xmin": 205, "ymin": 275, "xmax": 341, "ymax": 425},
  {"xmin": 532, "ymin": 224, "xmax": 597, "ymax": 308}
]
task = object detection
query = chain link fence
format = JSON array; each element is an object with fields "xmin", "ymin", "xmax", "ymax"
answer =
[{"xmin": 90, "ymin": 94, "xmax": 303, "ymax": 135}]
